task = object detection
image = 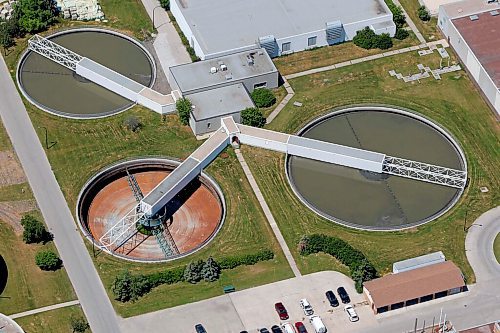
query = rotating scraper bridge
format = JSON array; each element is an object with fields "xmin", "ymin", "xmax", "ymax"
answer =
[{"xmin": 28, "ymin": 34, "xmax": 467, "ymax": 257}]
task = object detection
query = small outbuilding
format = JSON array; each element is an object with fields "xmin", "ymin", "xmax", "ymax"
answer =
[{"xmin": 364, "ymin": 261, "xmax": 466, "ymax": 314}]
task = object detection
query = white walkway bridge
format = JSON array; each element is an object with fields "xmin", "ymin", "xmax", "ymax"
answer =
[{"xmin": 27, "ymin": 35, "xmax": 466, "ymax": 255}]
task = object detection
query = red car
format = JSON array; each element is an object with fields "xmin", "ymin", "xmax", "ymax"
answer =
[
  {"xmin": 295, "ymin": 322, "xmax": 308, "ymax": 333},
  {"xmin": 274, "ymin": 302, "xmax": 289, "ymax": 320}
]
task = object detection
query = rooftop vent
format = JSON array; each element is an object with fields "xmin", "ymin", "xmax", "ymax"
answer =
[
  {"xmin": 220, "ymin": 64, "xmax": 227, "ymax": 71},
  {"xmin": 225, "ymin": 73, "xmax": 232, "ymax": 81},
  {"xmin": 469, "ymin": 14, "xmax": 479, "ymax": 20},
  {"xmin": 490, "ymin": 10, "xmax": 499, "ymax": 15},
  {"xmin": 210, "ymin": 66, "xmax": 217, "ymax": 74},
  {"xmin": 246, "ymin": 54, "xmax": 254, "ymax": 66}
]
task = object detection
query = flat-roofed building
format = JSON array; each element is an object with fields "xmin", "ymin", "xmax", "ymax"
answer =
[
  {"xmin": 364, "ymin": 261, "xmax": 466, "ymax": 314},
  {"xmin": 171, "ymin": 0, "xmax": 396, "ymax": 60},
  {"xmin": 438, "ymin": 0, "xmax": 500, "ymax": 116},
  {"xmin": 392, "ymin": 251, "xmax": 446, "ymax": 273}
]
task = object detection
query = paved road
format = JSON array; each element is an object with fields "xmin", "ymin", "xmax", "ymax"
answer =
[
  {"xmin": 141, "ymin": 0, "xmax": 190, "ymax": 75},
  {"xmin": 0, "ymin": 56, "xmax": 121, "ymax": 333}
]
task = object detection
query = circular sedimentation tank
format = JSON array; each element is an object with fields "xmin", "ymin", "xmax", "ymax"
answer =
[
  {"xmin": 286, "ymin": 106, "xmax": 466, "ymax": 231},
  {"xmin": 17, "ymin": 28, "xmax": 155, "ymax": 118},
  {"xmin": 77, "ymin": 158, "xmax": 225, "ymax": 262}
]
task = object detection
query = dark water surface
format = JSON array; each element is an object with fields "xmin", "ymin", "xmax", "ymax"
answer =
[
  {"xmin": 288, "ymin": 110, "xmax": 464, "ymax": 230},
  {"xmin": 19, "ymin": 30, "xmax": 153, "ymax": 117}
]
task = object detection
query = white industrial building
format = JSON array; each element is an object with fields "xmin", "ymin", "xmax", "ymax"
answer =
[
  {"xmin": 170, "ymin": 0, "xmax": 396, "ymax": 60},
  {"xmin": 438, "ymin": 0, "xmax": 500, "ymax": 117}
]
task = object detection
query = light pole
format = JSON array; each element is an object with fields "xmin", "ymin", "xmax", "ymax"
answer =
[{"xmin": 152, "ymin": 5, "xmax": 162, "ymax": 29}]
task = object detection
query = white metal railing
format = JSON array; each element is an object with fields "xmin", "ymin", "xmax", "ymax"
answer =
[
  {"xmin": 382, "ymin": 156, "xmax": 466, "ymax": 188},
  {"xmin": 99, "ymin": 205, "xmax": 144, "ymax": 250},
  {"xmin": 27, "ymin": 34, "xmax": 83, "ymax": 71}
]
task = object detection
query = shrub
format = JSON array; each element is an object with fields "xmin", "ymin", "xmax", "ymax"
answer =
[
  {"xmin": 21, "ymin": 215, "xmax": 51, "ymax": 244},
  {"xmin": 123, "ymin": 116, "xmax": 142, "ymax": 132},
  {"xmin": 385, "ymin": 0, "xmax": 406, "ymax": 28},
  {"xmin": 176, "ymin": 97, "xmax": 192, "ymax": 125},
  {"xmin": 251, "ymin": 88, "xmax": 276, "ymax": 108},
  {"xmin": 201, "ymin": 257, "xmax": 221, "ymax": 282},
  {"xmin": 418, "ymin": 6, "xmax": 431, "ymax": 21},
  {"xmin": 241, "ymin": 107, "xmax": 266, "ymax": 128},
  {"xmin": 159, "ymin": 0, "xmax": 169, "ymax": 9},
  {"xmin": 218, "ymin": 249, "xmax": 274, "ymax": 270},
  {"xmin": 35, "ymin": 250, "xmax": 61, "ymax": 271},
  {"xmin": 70, "ymin": 316, "xmax": 89, "ymax": 333},
  {"xmin": 299, "ymin": 234, "xmax": 377, "ymax": 293},
  {"xmin": 15, "ymin": 0, "xmax": 58, "ymax": 34},
  {"xmin": 147, "ymin": 267, "xmax": 185, "ymax": 287},
  {"xmin": 353, "ymin": 27, "xmax": 377, "ymax": 49},
  {"xmin": 374, "ymin": 33, "xmax": 393, "ymax": 50},
  {"xmin": 394, "ymin": 28, "xmax": 409, "ymax": 40},
  {"xmin": 111, "ymin": 270, "xmax": 152, "ymax": 302},
  {"xmin": 183, "ymin": 260, "xmax": 205, "ymax": 284}
]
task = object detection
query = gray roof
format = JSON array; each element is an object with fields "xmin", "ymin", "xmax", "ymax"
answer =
[
  {"xmin": 189, "ymin": 84, "xmax": 254, "ymax": 121},
  {"xmin": 78, "ymin": 58, "xmax": 144, "ymax": 93},
  {"xmin": 288, "ymin": 136, "xmax": 386, "ymax": 163},
  {"xmin": 142, "ymin": 157, "xmax": 200, "ymax": 206},
  {"xmin": 173, "ymin": 0, "xmax": 392, "ymax": 55},
  {"xmin": 170, "ymin": 49, "xmax": 276, "ymax": 94},
  {"xmin": 393, "ymin": 251, "xmax": 446, "ymax": 273}
]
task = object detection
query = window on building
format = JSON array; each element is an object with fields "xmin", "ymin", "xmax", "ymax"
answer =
[
  {"xmin": 308, "ymin": 36, "xmax": 317, "ymax": 46},
  {"xmin": 254, "ymin": 82, "xmax": 267, "ymax": 89},
  {"xmin": 282, "ymin": 42, "xmax": 291, "ymax": 52}
]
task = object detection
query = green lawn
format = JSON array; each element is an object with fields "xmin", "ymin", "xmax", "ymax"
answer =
[
  {"xmin": 398, "ymin": 0, "xmax": 440, "ymax": 41},
  {"xmin": 244, "ymin": 50, "xmax": 499, "ymax": 282},
  {"xmin": 15, "ymin": 305, "xmax": 87, "ymax": 333},
  {"xmin": 0, "ymin": 221, "xmax": 76, "ymax": 315},
  {"xmin": 99, "ymin": 0, "xmax": 153, "ymax": 39},
  {"xmin": 273, "ymin": 34, "xmax": 419, "ymax": 76},
  {"xmin": 494, "ymin": 234, "xmax": 500, "ymax": 265},
  {"xmin": 0, "ymin": 120, "xmax": 12, "ymax": 150}
]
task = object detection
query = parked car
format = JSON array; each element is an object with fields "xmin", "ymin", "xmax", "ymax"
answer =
[
  {"xmin": 344, "ymin": 305, "xmax": 359, "ymax": 322},
  {"xmin": 259, "ymin": 329, "xmax": 270, "ymax": 333},
  {"xmin": 194, "ymin": 324, "xmax": 207, "ymax": 333},
  {"xmin": 275, "ymin": 302, "xmax": 289, "ymax": 320},
  {"xmin": 281, "ymin": 322, "xmax": 296, "ymax": 333},
  {"xmin": 337, "ymin": 287, "xmax": 351, "ymax": 304},
  {"xmin": 325, "ymin": 290, "xmax": 339, "ymax": 307},
  {"xmin": 309, "ymin": 315, "xmax": 327, "ymax": 333},
  {"xmin": 299, "ymin": 298, "xmax": 314, "ymax": 316},
  {"xmin": 271, "ymin": 325, "xmax": 283, "ymax": 333},
  {"xmin": 295, "ymin": 321, "xmax": 308, "ymax": 333}
]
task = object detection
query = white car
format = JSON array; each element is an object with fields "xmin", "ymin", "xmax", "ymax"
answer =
[
  {"xmin": 281, "ymin": 322, "xmax": 296, "ymax": 333},
  {"xmin": 344, "ymin": 305, "xmax": 359, "ymax": 322},
  {"xmin": 299, "ymin": 298, "xmax": 314, "ymax": 316},
  {"xmin": 309, "ymin": 315, "xmax": 326, "ymax": 333}
]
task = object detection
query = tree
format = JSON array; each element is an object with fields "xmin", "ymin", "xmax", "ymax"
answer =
[
  {"xmin": 70, "ymin": 316, "xmax": 89, "ymax": 333},
  {"xmin": 111, "ymin": 270, "xmax": 152, "ymax": 302},
  {"xmin": 124, "ymin": 116, "xmax": 142, "ymax": 132},
  {"xmin": 0, "ymin": 24, "xmax": 14, "ymax": 55},
  {"xmin": 386, "ymin": 1, "xmax": 406, "ymax": 28},
  {"xmin": 21, "ymin": 214, "xmax": 50, "ymax": 244},
  {"xmin": 250, "ymin": 88, "xmax": 276, "ymax": 108},
  {"xmin": 374, "ymin": 33, "xmax": 393, "ymax": 50},
  {"xmin": 241, "ymin": 107, "xmax": 266, "ymax": 128},
  {"xmin": 183, "ymin": 260, "xmax": 204, "ymax": 284},
  {"xmin": 15, "ymin": 0, "xmax": 57, "ymax": 34},
  {"xmin": 418, "ymin": 6, "xmax": 431, "ymax": 21},
  {"xmin": 351, "ymin": 260, "xmax": 377, "ymax": 293},
  {"xmin": 394, "ymin": 28, "xmax": 409, "ymax": 40},
  {"xmin": 353, "ymin": 27, "xmax": 377, "ymax": 49},
  {"xmin": 159, "ymin": 0, "xmax": 169, "ymax": 9},
  {"xmin": 201, "ymin": 257, "xmax": 220, "ymax": 282},
  {"xmin": 176, "ymin": 97, "xmax": 192, "ymax": 126},
  {"xmin": 35, "ymin": 250, "xmax": 61, "ymax": 271}
]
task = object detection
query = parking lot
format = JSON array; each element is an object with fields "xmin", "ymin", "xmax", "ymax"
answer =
[{"xmin": 120, "ymin": 271, "xmax": 378, "ymax": 332}]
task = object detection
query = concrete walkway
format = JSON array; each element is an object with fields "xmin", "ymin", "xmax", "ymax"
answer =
[
  {"xmin": 0, "ymin": 56, "xmax": 121, "ymax": 333},
  {"xmin": 266, "ymin": 77, "xmax": 295, "ymax": 124},
  {"xmin": 234, "ymin": 149, "xmax": 301, "ymax": 277},
  {"xmin": 140, "ymin": 0, "xmax": 190, "ymax": 76},
  {"xmin": 285, "ymin": 40, "xmax": 449, "ymax": 80},
  {"xmin": 10, "ymin": 300, "xmax": 80, "ymax": 319},
  {"xmin": 393, "ymin": 0, "xmax": 426, "ymax": 44}
]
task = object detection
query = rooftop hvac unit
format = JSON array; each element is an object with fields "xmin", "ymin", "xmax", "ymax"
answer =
[
  {"xmin": 225, "ymin": 73, "xmax": 232, "ymax": 80},
  {"xmin": 210, "ymin": 66, "xmax": 217, "ymax": 74},
  {"xmin": 490, "ymin": 10, "xmax": 499, "ymax": 15},
  {"xmin": 469, "ymin": 14, "xmax": 479, "ymax": 20},
  {"xmin": 220, "ymin": 64, "xmax": 227, "ymax": 71}
]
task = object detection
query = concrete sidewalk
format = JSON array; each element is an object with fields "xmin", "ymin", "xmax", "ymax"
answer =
[{"xmin": 10, "ymin": 300, "xmax": 80, "ymax": 319}]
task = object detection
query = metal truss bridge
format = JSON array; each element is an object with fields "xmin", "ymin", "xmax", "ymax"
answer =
[{"xmin": 27, "ymin": 35, "xmax": 82, "ymax": 71}]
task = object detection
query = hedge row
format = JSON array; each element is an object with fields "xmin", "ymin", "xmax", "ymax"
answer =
[
  {"xmin": 218, "ymin": 249, "xmax": 274, "ymax": 269},
  {"xmin": 167, "ymin": 12, "xmax": 200, "ymax": 62}
]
